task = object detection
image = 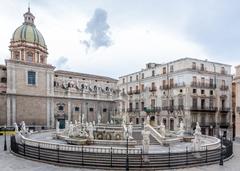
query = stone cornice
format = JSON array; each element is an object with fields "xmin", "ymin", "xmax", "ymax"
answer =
[{"xmin": 5, "ymin": 59, "xmax": 55, "ymax": 69}]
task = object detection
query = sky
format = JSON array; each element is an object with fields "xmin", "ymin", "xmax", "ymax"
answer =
[{"xmin": 0, "ymin": 0, "xmax": 240, "ymax": 78}]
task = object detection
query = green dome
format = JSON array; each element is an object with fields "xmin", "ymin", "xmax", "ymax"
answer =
[{"xmin": 12, "ymin": 23, "xmax": 46, "ymax": 47}]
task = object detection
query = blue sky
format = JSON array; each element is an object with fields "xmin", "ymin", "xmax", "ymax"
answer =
[{"xmin": 0, "ymin": 0, "xmax": 239, "ymax": 78}]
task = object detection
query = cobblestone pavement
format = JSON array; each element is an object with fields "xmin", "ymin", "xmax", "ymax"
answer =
[{"xmin": 0, "ymin": 135, "xmax": 239, "ymax": 171}]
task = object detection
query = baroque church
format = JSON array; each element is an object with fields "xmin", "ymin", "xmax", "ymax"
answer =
[{"xmin": 0, "ymin": 8, "xmax": 119, "ymax": 129}]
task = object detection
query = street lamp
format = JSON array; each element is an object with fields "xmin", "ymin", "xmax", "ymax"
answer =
[
  {"xmin": 4, "ymin": 124, "xmax": 7, "ymax": 151},
  {"xmin": 219, "ymin": 129, "xmax": 223, "ymax": 166},
  {"xmin": 126, "ymin": 124, "xmax": 129, "ymax": 171}
]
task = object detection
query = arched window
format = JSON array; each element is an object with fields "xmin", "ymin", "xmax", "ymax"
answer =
[
  {"xmin": 14, "ymin": 51, "xmax": 20, "ymax": 60},
  {"xmin": 27, "ymin": 52, "xmax": 33, "ymax": 62}
]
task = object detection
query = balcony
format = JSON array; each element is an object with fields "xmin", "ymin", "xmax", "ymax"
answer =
[
  {"xmin": 127, "ymin": 91, "xmax": 133, "ymax": 95},
  {"xmin": 133, "ymin": 89, "xmax": 140, "ymax": 94},
  {"xmin": 159, "ymin": 85, "xmax": 169, "ymax": 90},
  {"xmin": 190, "ymin": 106, "xmax": 218, "ymax": 112},
  {"xmin": 220, "ymin": 85, "xmax": 229, "ymax": 91},
  {"xmin": 191, "ymin": 82, "xmax": 216, "ymax": 89},
  {"xmin": 191, "ymin": 122, "xmax": 216, "ymax": 128},
  {"xmin": 144, "ymin": 107, "xmax": 161, "ymax": 113},
  {"xmin": 127, "ymin": 108, "xmax": 140, "ymax": 112},
  {"xmin": 219, "ymin": 122, "xmax": 230, "ymax": 128},
  {"xmin": 219, "ymin": 107, "xmax": 230, "ymax": 113},
  {"xmin": 149, "ymin": 86, "xmax": 157, "ymax": 92}
]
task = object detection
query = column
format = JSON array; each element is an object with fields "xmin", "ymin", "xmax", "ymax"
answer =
[
  {"xmin": 68, "ymin": 101, "xmax": 71, "ymax": 122},
  {"xmin": 51, "ymin": 98, "xmax": 55, "ymax": 128},
  {"xmin": 7, "ymin": 96, "xmax": 11, "ymax": 126},
  {"xmin": 12, "ymin": 96, "xmax": 16, "ymax": 124}
]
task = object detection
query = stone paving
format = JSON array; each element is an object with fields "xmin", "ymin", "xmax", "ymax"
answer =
[{"xmin": 0, "ymin": 135, "xmax": 239, "ymax": 171}]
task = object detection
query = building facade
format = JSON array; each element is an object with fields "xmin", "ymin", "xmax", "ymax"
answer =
[
  {"xmin": 0, "ymin": 8, "xmax": 234, "ymax": 138},
  {"xmin": 0, "ymin": 8, "xmax": 119, "ymax": 129},
  {"xmin": 118, "ymin": 58, "xmax": 233, "ymax": 137}
]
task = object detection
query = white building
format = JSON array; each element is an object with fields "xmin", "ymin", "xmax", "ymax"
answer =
[{"xmin": 118, "ymin": 58, "xmax": 232, "ymax": 137}]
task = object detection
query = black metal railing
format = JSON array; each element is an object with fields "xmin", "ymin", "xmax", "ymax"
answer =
[
  {"xmin": 127, "ymin": 108, "xmax": 140, "ymax": 112},
  {"xmin": 10, "ymin": 136, "xmax": 233, "ymax": 170},
  {"xmin": 219, "ymin": 107, "xmax": 230, "ymax": 112},
  {"xmin": 144, "ymin": 107, "xmax": 161, "ymax": 113},
  {"xmin": 190, "ymin": 106, "xmax": 218, "ymax": 112},
  {"xmin": 149, "ymin": 86, "xmax": 157, "ymax": 92},
  {"xmin": 220, "ymin": 85, "xmax": 229, "ymax": 91},
  {"xmin": 191, "ymin": 82, "xmax": 216, "ymax": 89}
]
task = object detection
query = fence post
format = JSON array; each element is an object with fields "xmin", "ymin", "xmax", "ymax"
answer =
[
  {"xmin": 168, "ymin": 146, "xmax": 170, "ymax": 168},
  {"xmin": 186, "ymin": 146, "xmax": 188, "ymax": 166},
  {"xmin": 38, "ymin": 143, "xmax": 40, "ymax": 160},
  {"xmin": 140, "ymin": 148, "xmax": 143, "ymax": 168},
  {"xmin": 110, "ymin": 147, "xmax": 112, "ymax": 167},
  {"xmin": 205, "ymin": 146, "xmax": 207, "ymax": 163},
  {"xmin": 82, "ymin": 145, "xmax": 84, "ymax": 165},
  {"xmin": 57, "ymin": 145, "xmax": 59, "ymax": 163},
  {"xmin": 23, "ymin": 141, "xmax": 26, "ymax": 156}
]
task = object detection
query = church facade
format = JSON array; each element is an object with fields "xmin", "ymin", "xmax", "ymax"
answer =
[{"xmin": 0, "ymin": 8, "xmax": 119, "ymax": 129}]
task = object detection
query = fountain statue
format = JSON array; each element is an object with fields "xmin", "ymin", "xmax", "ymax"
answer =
[
  {"xmin": 159, "ymin": 121, "xmax": 166, "ymax": 138},
  {"xmin": 98, "ymin": 114, "xmax": 101, "ymax": 124},
  {"xmin": 88, "ymin": 122, "xmax": 94, "ymax": 140},
  {"xmin": 177, "ymin": 121, "xmax": 185, "ymax": 137},
  {"xmin": 68, "ymin": 122, "xmax": 74, "ymax": 137},
  {"xmin": 146, "ymin": 115, "xmax": 150, "ymax": 125},
  {"xmin": 192, "ymin": 122, "xmax": 202, "ymax": 151},
  {"xmin": 128, "ymin": 122, "xmax": 133, "ymax": 139},
  {"xmin": 142, "ymin": 128, "xmax": 150, "ymax": 154},
  {"xmin": 14, "ymin": 122, "xmax": 18, "ymax": 133}
]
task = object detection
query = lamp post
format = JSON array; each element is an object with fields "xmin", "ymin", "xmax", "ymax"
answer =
[
  {"xmin": 126, "ymin": 124, "xmax": 129, "ymax": 171},
  {"xmin": 4, "ymin": 125, "xmax": 7, "ymax": 151},
  {"xmin": 219, "ymin": 130, "xmax": 223, "ymax": 166}
]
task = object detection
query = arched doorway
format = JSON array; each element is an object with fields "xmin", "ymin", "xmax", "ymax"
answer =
[
  {"xmin": 150, "ymin": 116, "xmax": 155, "ymax": 126},
  {"xmin": 170, "ymin": 118, "xmax": 174, "ymax": 131}
]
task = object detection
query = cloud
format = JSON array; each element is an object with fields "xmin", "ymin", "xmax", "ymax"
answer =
[
  {"xmin": 81, "ymin": 8, "xmax": 112, "ymax": 50},
  {"xmin": 55, "ymin": 56, "xmax": 68, "ymax": 69}
]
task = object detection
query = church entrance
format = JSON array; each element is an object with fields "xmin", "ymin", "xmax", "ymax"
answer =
[{"xmin": 58, "ymin": 119, "xmax": 65, "ymax": 129}]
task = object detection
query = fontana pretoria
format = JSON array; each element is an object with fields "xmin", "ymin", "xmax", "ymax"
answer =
[{"xmin": 0, "ymin": 7, "xmax": 234, "ymax": 170}]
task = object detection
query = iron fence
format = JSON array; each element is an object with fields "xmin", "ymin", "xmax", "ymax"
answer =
[{"xmin": 10, "ymin": 136, "xmax": 233, "ymax": 170}]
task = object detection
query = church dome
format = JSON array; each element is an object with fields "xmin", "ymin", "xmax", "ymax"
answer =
[{"xmin": 11, "ymin": 7, "xmax": 46, "ymax": 48}]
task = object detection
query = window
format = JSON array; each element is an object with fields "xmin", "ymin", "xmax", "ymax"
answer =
[
  {"xmin": 163, "ymin": 67, "xmax": 166, "ymax": 74},
  {"xmin": 192, "ymin": 76, "xmax": 197, "ymax": 85},
  {"xmin": 201, "ymin": 77, "xmax": 205, "ymax": 86},
  {"xmin": 28, "ymin": 71, "xmax": 36, "ymax": 85},
  {"xmin": 192, "ymin": 62, "xmax": 196, "ymax": 70},
  {"xmin": 180, "ymin": 89, "xmax": 183, "ymax": 93},
  {"xmin": 210, "ymin": 90, "xmax": 213, "ymax": 95},
  {"xmin": 141, "ymin": 84, "xmax": 144, "ymax": 91},
  {"xmin": 151, "ymin": 82, "xmax": 155, "ymax": 89},
  {"xmin": 152, "ymin": 70, "xmax": 155, "ymax": 76},
  {"xmin": 201, "ymin": 90, "xmax": 205, "ymax": 95},
  {"xmin": 123, "ymin": 78, "xmax": 125, "ymax": 83},
  {"xmin": 141, "ymin": 102, "xmax": 144, "ymax": 111},
  {"xmin": 151, "ymin": 99, "xmax": 155, "ymax": 108},
  {"xmin": 201, "ymin": 63, "xmax": 204, "ymax": 71},
  {"xmin": 201, "ymin": 99, "xmax": 205, "ymax": 109},
  {"xmin": 221, "ymin": 67, "xmax": 225, "ymax": 74},
  {"xmin": 136, "ymin": 102, "xmax": 139, "ymax": 109},
  {"xmin": 103, "ymin": 108, "xmax": 107, "ymax": 112},
  {"xmin": 89, "ymin": 108, "xmax": 94, "ymax": 112},
  {"xmin": 170, "ymin": 65, "xmax": 174, "ymax": 72},
  {"xmin": 58, "ymin": 106, "xmax": 64, "ymax": 111},
  {"xmin": 1, "ymin": 77, "xmax": 7, "ymax": 83},
  {"xmin": 75, "ymin": 107, "xmax": 79, "ymax": 112},
  {"xmin": 210, "ymin": 78, "xmax": 214, "ymax": 88},
  {"xmin": 130, "ymin": 76, "xmax": 132, "ymax": 82},
  {"xmin": 222, "ymin": 80, "xmax": 226, "ymax": 86},
  {"xmin": 122, "ymin": 88, "xmax": 125, "ymax": 93},
  {"xmin": 141, "ymin": 73, "xmax": 144, "ymax": 79},
  {"xmin": 209, "ymin": 98, "xmax": 214, "ymax": 108},
  {"xmin": 136, "ymin": 85, "xmax": 139, "ymax": 91},
  {"xmin": 136, "ymin": 75, "xmax": 139, "ymax": 81},
  {"xmin": 192, "ymin": 98, "xmax": 197, "ymax": 108},
  {"xmin": 27, "ymin": 52, "xmax": 33, "ymax": 62},
  {"xmin": 193, "ymin": 89, "xmax": 197, "ymax": 94},
  {"xmin": 170, "ymin": 78, "xmax": 174, "ymax": 88}
]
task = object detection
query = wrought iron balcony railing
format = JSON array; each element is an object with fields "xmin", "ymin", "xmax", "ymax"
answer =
[
  {"xmin": 219, "ymin": 107, "xmax": 230, "ymax": 112},
  {"xmin": 149, "ymin": 86, "xmax": 157, "ymax": 92},
  {"xmin": 191, "ymin": 82, "xmax": 216, "ymax": 89},
  {"xmin": 190, "ymin": 106, "xmax": 218, "ymax": 112},
  {"xmin": 220, "ymin": 85, "xmax": 229, "ymax": 91}
]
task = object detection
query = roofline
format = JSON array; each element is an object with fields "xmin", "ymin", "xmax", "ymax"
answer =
[
  {"xmin": 55, "ymin": 70, "xmax": 118, "ymax": 82},
  {"xmin": 119, "ymin": 57, "xmax": 232, "ymax": 78}
]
